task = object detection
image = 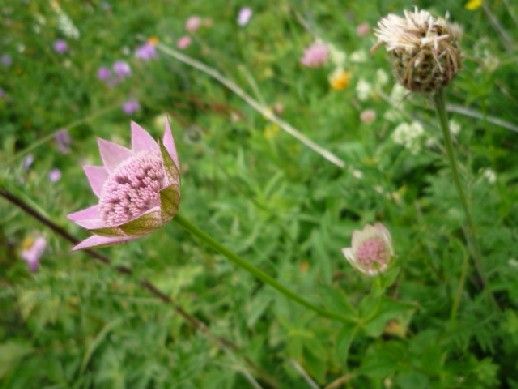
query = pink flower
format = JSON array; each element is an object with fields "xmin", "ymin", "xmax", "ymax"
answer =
[
  {"xmin": 237, "ymin": 7, "xmax": 253, "ymax": 26},
  {"xmin": 185, "ymin": 16, "xmax": 202, "ymax": 33},
  {"xmin": 342, "ymin": 223, "xmax": 393, "ymax": 275},
  {"xmin": 53, "ymin": 39, "xmax": 68, "ymax": 54},
  {"xmin": 360, "ymin": 110, "xmax": 376, "ymax": 124},
  {"xmin": 356, "ymin": 22, "xmax": 371, "ymax": 37},
  {"xmin": 68, "ymin": 120, "xmax": 181, "ymax": 250},
  {"xmin": 112, "ymin": 60, "xmax": 131, "ymax": 78},
  {"xmin": 122, "ymin": 99, "xmax": 141, "ymax": 115},
  {"xmin": 177, "ymin": 36, "xmax": 192, "ymax": 50},
  {"xmin": 300, "ymin": 41, "xmax": 329, "ymax": 68},
  {"xmin": 21, "ymin": 236, "xmax": 47, "ymax": 272},
  {"xmin": 97, "ymin": 66, "xmax": 112, "ymax": 81},
  {"xmin": 49, "ymin": 168, "xmax": 62, "ymax": 182}
]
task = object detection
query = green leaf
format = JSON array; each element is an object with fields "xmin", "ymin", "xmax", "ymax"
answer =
[
  {"xmin": 0, "ymin": 340, "xmax": 33, "ymax": 378},
  {"xmin": 120, "ymin": 209, "xmax": 162, "ymax": 235}
]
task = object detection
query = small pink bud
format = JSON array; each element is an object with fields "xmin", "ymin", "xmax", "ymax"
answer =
[
  {"xmin": 177, "ymin": 36, "xmax": 192, "ymax": 50},
  {"xmin": 360, "ymin": 109, "xmax": 376, "ymax": 124},
  {"xmin": 356, "ymin": 22, "xmax": 371, "ymax": 37}
]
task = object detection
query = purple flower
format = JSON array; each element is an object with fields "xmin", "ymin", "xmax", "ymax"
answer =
[
  {"xmin": 53, "ymin": 39, "xmax": 69, "ymax": 54},
  {"xmin": 113, "ymin": 60, "xmax": 131, "ymax": 78},
  {"xmin": 48, "ymin": 168, "xmax": 62, "ymax": 182},
  {"xmin": 1, "ymin": 54, "xmax": 12, "ymax": 67},
  {"xmin": 97, "ymin": 66, "xmax": 112, "ymax": 81},
  {"xmin": 135, "ymin": 42, "xmax": 157, "ymax": 61},
  {"xmin": 22, "ymin": 154, "xmax": 34, "ymax": 170},
  {"xmin": 54, "ymin": 128, "xmax": 71, "ymax": 154},
  {"xmin": 21, "ymin": 236, "xmax": 47, "ymax": 272},
  {"xmin": 67, "ymin": 120, "xmax": 180, "ymax": 250},
  {"xmin": 300, "ymin": 41, "xmax": 329, "ymax": 68},
  {"xmin": 237, "ymin": 7, "xmax": 253, "ymax": 26},
  {"xmin": 122, "ymin": 99, "xmax": 141, "ymax": 115}
]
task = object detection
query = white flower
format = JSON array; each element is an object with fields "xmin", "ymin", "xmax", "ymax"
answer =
[
  {"xmin": 482, "ymin": 168, "xmax": 497, "ymax": 184},
  {"xmin": 376, "ymin": 69, "xmax": 389, "ymax": 86},
  {"xmin": 350, "ymin": 50, "xmax": 367, "ymax": 63},
  {"xmin": 392, "ymin": 121, "xmax": 425, "ymax": 154},
  {"xmin": 449, "ymin": 120, "xmax": 461, "ymax": 136},
  {"xmin": 356, "ymin": 79, "xmax": 372, "ymax": 101}
]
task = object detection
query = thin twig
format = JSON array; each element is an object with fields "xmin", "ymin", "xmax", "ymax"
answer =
[
  {"xmin": 0, "ymin": 187, "xmax": 278, "ymax": 388},
  {"xmin": 157, "ymin": 43, "xmax": 345, "ymax": 168},
  {"xmin": 290, "ymin": 360, "xmax": 320, "ymax": 389}
]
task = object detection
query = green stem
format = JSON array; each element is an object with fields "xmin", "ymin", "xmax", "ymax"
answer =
[
  {"xmin": 433, "ymin": 88, "xmax": 485, "ymax": 289},
  {"xmin": 174, "ymin": 213, "xmax": 357, "ymax": 325}
]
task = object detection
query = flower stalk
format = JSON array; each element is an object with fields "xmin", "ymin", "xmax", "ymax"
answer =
[
  {"xmin": 433, "ymin": 88, "xmax": 485, "ymax": 288},
  {"xmin": 174, "ymin": 213, "xmax": 358, "ymax": 325}
]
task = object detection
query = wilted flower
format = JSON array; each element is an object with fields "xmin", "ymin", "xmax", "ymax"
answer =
[
  {"xmin": 237, "ymin": 7, "xmax": 253, "ymax": 26},
  {"xmin": 122, "ymin": 99, "xmax": 141, "ymax": 115},
  {"xmin": 185, "ymin": 15, "xmax": 202, "ymax": 32},
  {"xmin": 135, "ymin": 41, "xmax": 157, "ymax": 61},
  {"xmin": 342, "ymin": 223, "xmax": 393, "ymax": 275},
  {"xmin": 53, "ymin": 39, "xmax": 68, "ymax": 54},
  {"xmin": 112, "ymin": 60, "xmax": 131, "ymax": 78},
  {"xmin": 329, "ymin": 69, "xmax": 351, "ymax": 90},
  {"xmin": 21, "ymin": 236, "xmax": 47, "ymax": 272},
  {"xmin": 360, "ymin": 110, "xmax": 376, "ymax": 124},
  {"xmin": 54, "ymin": 128, "xmax": 71, "ymax": 154},
  {"xmin": 374, "ymin": 8, "xmax": 462, "ymax": 92},
  {"xmin": 48, "ymin": 168, "xmax": 62, "ymax": 182},
  {"xmin": 97, "ymin": 66, "xmax": 112, "ymax": 81},
  {"xmin": 177, "ymin": 36, "xmax": 192, "ymax": 50},
  {"xmin": 1, "ymin": 54, "xmax": 12, "ymax": 67},
  {"xmin": 356, "ymin": 22, "xmax": 371, "ymax": 37},
  {"xmin": 68, "ymin": 120, "xmax": 180, "ymax": 250},
  {"xmin": 300, "ymin": 41, "xmax": 329, "ymax": 68}
]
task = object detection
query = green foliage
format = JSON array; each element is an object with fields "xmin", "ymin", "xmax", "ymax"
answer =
[{"xmin": 1, "ymin": 0, "xmax": 517, "ymax": 387}]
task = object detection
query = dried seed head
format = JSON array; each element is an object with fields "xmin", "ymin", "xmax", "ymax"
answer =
[
  {"xmin": 99, "ymin": 151, "xmax": 165, "ymax": 226},
  {"xmin": 374, "ymin": 8, "xmax": 462, "ymax": 92}
]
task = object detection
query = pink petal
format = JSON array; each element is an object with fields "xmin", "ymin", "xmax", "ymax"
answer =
[
  {"xmin": 83, "ymin": 165, "xmax": 108, "ymax": 197},
  {"xmin": 97, "ymin": 138, "xmax": 132, "ymax": 172},
  {"xmin": 68, "ymin": 205, "xmax": 106, "ymax": 229},
  {"xmin": 131, "ymin": 121, "xmax": 158, "ymax": 152},
  {"xmin": 162, "ymin": 118, "xmax": 180, "ymax": 168},
  {"xmin": 68, "ymin": 205, "xmax": 100, "ymax": 222},
  {"xmin": 72, "ymin": 234, "xmax": 136, "ymax": 250}
]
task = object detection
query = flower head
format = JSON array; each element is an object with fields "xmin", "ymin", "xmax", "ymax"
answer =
[
  {"xmin": 300, "ymin": 41, "xmax": 329, "ymax": 68},
  {"xmin": 53, "ymin": 39, "xmax": 68, "ymax": 54},
  {"xmin": 135, "ymin": 41, "xmax": 157, "ymax": 61},
  {"xmin": 97, "ymin": 66, "xmax": 112, "ymax": 82},
  {"xmin": 360, "ymin": 110, "xmax": 376, "ymax": 124},
  {"xmin": 342, "ymin": 223, "xmax": 393, "ymax": 275},
  {"xmin": 49, "ymin": 168, "xmax": 62, "ymax": 182},
  {"xmin": 68, "ymin": 120, "xmax": 180, "ymax": 250},
  {"xmin": 122, "ymin": 99, "xmax": 141, "ymax": 115},
  {"xmin": 237, "ymin": 7, "xmax": 253, "ymax": 26},
  {"xmin": 55, "ymin": 128, "xmax": 71, "ymax": 154},
  {"xmin": 374, "ymin": 8, "xmax": 462, "ymax": 92},
  {"xmin": 177, "ymin": 36, "xmax": 192, "ymax": 50},
  {"xmin": 21, "ymin": 236, "xmax": 47, "ymax": 272},
  {"xmin": 356, "ymin": 22, "xmax": 371, "ymax": 37},
  {"xmin": 112, "ymin": 60, "xmax": 131, "ymax": 78},
  {"xmin": 185, "ymin": 16, "xmax": 202, "ymax": 33},
  {"xmin": 329, "ymin": 69, "xmax": 351, "ymax": 90}
]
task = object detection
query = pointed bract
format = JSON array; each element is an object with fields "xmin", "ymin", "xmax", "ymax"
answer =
[
  {"xmin": 97, "ymin": 138, "xmax": 132, "ymax": 171},
  {"xmin": 72, "ymin": 235, "xmax": 136, "ymax": 250},
  {"xmin": 131, "ymin": 121, "xmax": 158, "ymax": 153},
  {"xmin": 83, "ymin": 165, "xmax": 108, "ymax": 197},
  {"xmin": 163, "ymin": 118, "xmax": 180, "ymax": 168}
]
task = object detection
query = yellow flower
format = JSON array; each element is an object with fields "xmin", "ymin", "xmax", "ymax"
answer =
[
  {"xmin": 465, "ymin": 0, "xmax": 483, "ymax": 10},
  {"xmin": 147, "ymin": 36, "xmax": 159, "ymax": 46},
  {"xmin": 329, "ymin": 69, "xmax": 351, "ymax": 91}
]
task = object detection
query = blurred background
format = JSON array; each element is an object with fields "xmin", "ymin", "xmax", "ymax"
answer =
[{"xmin": 1, "ymin": 1, "xmax": 517, "ymax": 387}]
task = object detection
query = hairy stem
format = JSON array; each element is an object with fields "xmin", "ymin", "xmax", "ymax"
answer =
[
  {"xmin": 174, "ymin": 214, "xmax": 357, "ymax": 325},
  {"xmin": 433, "ymin": 89, "xmax": 485, "ymax": 289},
  {"xmin": 0, "ymin": 187, "xmax": 278, "ymax": 388}
]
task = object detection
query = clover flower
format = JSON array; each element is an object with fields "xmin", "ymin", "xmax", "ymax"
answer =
[
  {"xmin": 342, "ymin": 223, "xmax": 393, "ymax": 275},
  {"xmin": 49, "ymin": 168, "xmax": 61, "ymax": 182},
  {"xmin": 122, "ymin": 99, "xmax": 140, "ymax": 115},
  {"xmin": 21, "ymin": 236, "xmax": 47, "ymax": 272},
  {"xmin": 374, "ymin": 8, "xmax": 462, "ymax": 92},
  {"xmin": 185, "ymin": 16, "xmax": 202, "ymax": 33},
  {"xmin": 300, "ymin": 41, "xmax": 329, "ymax": 68},
  {"xmin": 68, "ymin": 120, "xmax": 180, "ymax": 250},
  {"xmin": 97, "ymin": 66, "xmax": 112, "ymax": 82},
  {"xmin": 112, "ymin": 60, "xmax": 131, "ymax": 78},
  {"xmin": 237, "ymin": 7, "xmax": 253, "ymax": 26},
  {"xmin": 135, "ymin": 41, "xmax": 157, "ymax": 61},
  {"xmin": 177, "ymin": 36, "xmax": 192, "ymax": 50}
]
